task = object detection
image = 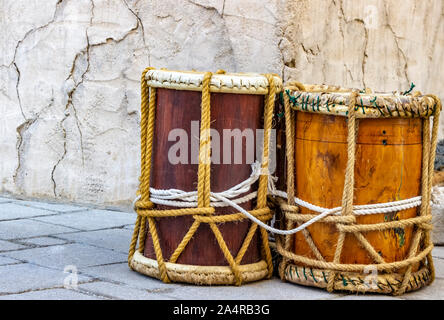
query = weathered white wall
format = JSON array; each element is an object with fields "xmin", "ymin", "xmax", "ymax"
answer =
[{"xmin": 0, "ymin": 0, "xmax": 443, "ymax": 208}]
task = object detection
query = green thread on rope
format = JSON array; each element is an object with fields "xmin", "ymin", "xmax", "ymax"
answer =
[
  {"xmin": 322, "ymin": 271, "xmax": 328, "ymax": 283},
  {"xmin": 360, "ymin": 97, "xmax": 365, "ymax": 114},
  {"xmin": 279, "ymin": 91, "xmax": 284, "ymax": 105},
  {"xmin": 303, "ymin": 267, "xmax": 308, "ymax": 280},
  {"xmin": 311, "ymin": 97, "xmax": 316, "ymax": 112},
  {"xmin": 341, "ymin": 275, "xmax": 348, "ymax": 287},
  {"xmin": 325, "ymin": 100, "xmax": 330, "ymax": 112},
  {"xmin": 348, "ymin": 277, "xmax": 355, "ymax": 286},
  {"xmin": 316, "ymin": 96, "xmax": 320, "ymax": 111},
  {"xmin": 302, "ymin": 96, "xmax": 308, "ymax": 111},
  {"xmin": 310, "ymin": 268, "xmax": 318, "ymax": 283},
  {"xmin": 386, "ymin": 279, "xmax": 394, "ymax": 293},
  {"xmin": 295, "ymin": 266, "xmax": 300, "ymax": 279},
  {"xmin": 298, "ymin": 95, "xmax": 303, "ymax": 109},
  {"xmin": 409, "ymin": 105, "xmax": 417, "ymax": 118},
  {"xmin": 400, "ymin": 102, "xmax": 408, "ymax": 115},
  {"xmin": 394, "ymin": 104, "xmax": 401, "ymax": 117},
  {"xmin": 370, "ymin": 96, "xmax": 385, "ymax": 116},
  {"xmin": 402, "ymin": 82, "xmax": 415, "ymax": 95}
]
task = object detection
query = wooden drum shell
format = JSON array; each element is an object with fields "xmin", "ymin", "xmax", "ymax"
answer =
[
  {"xmin": 143, "ymin": 88, "xmax": 264, "ymax": 266},
  {"xmin": 292, "ymin": 112, "xmax": 423, "ymax": 267}
]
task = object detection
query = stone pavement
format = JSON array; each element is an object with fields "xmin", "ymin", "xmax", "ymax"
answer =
[{"xmin": 0, "ymin": 196, "xmax": 443, "ymax": 300}]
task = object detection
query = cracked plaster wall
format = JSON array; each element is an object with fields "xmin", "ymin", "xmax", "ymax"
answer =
[{"xmin": 0, "ymin": 0, "xmax": 443, "ymax": 209}]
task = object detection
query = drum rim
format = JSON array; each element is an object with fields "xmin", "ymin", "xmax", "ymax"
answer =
[
  {"xmin": 145, "ymin": 68, "xmax": 283, "ymax": 95},
  {"xmin": 283, "ymin": 83, "xmax": 439, "ymax": 119},
  {"xmin": 281, "ymin": 261, "xmax": 432, "ymax": 294},
  {"xmin": 130, "ymin": 251, "xmax": 270, "ymax": 285}
]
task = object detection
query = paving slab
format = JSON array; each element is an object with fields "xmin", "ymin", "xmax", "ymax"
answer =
[
  {"xmin": 16, "ymin": 236, "xmax": 69, "ymax": 247},
  {"xmin": 0, "ymin": 219, "xmax": 78, "ymax": 240},
  {"xmin": 57, "ymin": 228, "xmax": 132, "ymax": 253},
  {"xmin": 432, "ymin": 257, "xmax": 444, "ymax": 279},
  {"xmin": 0, "ymin": 203, "xmax": 58, "ymax": 221},
  {"xmin": 0, "ymin": 288, "xmax": 100, "ymax": 300},
  {"xmin": 164, "ymin": 278, "xmax": 339, "ymax": 300},
  {"xmin": 0, "ymin": 255, "xmax": 21, "ymax": 266},
  {"xmin": 333, "ymin": 294, "xmax": 403, "ymax": 300},
  {"xmin": 34, "ymin": 210, "xmax": 136, "ymax": 231},
  {"xmin": 0, "ymin": 197, "xmax": 11, "ymax": 204},
  {"xmin": 79, "ymin": 281, "xmax": 173, "ymax": 300},
  {"xmin": 1, "ymin": 200, "xmax": 443, "ymax": 300},
  {"xmin": 4, "ymin": 243, "xmax": 127, "ymax": 269},
  {"xmin": 402, "ymin": 278, "xmax": 444, "ymax": 300},
  {"xmin": 16, "ymin": 200, "xmax": 88, "ymax": 213},
  {"xmin": 0, "ymin": 263, "xmax": 92, "ymax": 294},
  {"xmin": 83, "ymin": 262, "xmax": 183, "ymax": 291},
  {"xmin": 432, "ymin": 246, "xmax": 444, "ymax": 259},
  {"xmin": 0, "ymin": 239, "xmax": 27, "ymax": 251}
]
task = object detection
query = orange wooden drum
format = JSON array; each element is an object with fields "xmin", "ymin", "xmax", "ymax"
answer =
[{"xmin": 276, "ymin": 83, "xmax": 441, "ymax": 295}]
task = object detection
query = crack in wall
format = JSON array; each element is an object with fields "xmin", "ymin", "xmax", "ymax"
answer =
[
  {"xmin": 122, "ymin": 0, "xmax": 151, "ymax": 65},
  {"xmin": 336, "ymin": 0, "xmax": 368, "ymax": 89},
  {"xmin": 14, "ymin": 98, "xmax": 55, "ymax": 187},
  {"xmin": 51, "ymin": 0, "xmax": 149, "ymax": 198},
  {"xmin": 12, "ymin": 0, "xmax": 65, "ymax": 193},
  {"xmin": 383, "ymin": 5, "xmax": 410, "ymax": 87}
]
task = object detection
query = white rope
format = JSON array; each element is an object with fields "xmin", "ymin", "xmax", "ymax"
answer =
[
  {"xmin": 136, "ymin": 162, "xmax": 423, "ymax": 235},
  {"xmin": 149, "ymin": 162, "xmax": 262, "ymax": 207}
]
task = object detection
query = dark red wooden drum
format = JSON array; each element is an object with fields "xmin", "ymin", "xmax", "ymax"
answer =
[{"xmin": 128, "ymin": 68, "xmax": 281, "ymax": 285}]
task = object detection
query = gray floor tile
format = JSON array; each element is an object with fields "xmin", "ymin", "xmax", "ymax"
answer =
[
  {"xmin": 0, "ymin": 263, "xmax": 92, "ymax": 294},
  {"xmin": 0, "ymin": 288, "xmax": 100, "ymax": 300},
  {"xmin": 432, "ymin": 257, "xmax": 444, "ymax": 279},
  {"xmin": 433, "ymin": 246, "xmax": 444, "ymax": 259},
  {"xmin": 34, "ymin": 210, "xmax": 136, "ymax": 231},
  {"xmin": 334, "ymin": 294, "xmax": 402, "ymax": 300},
  {"xmin": 83, "ymin": 262, "xmax": 182, "ymax": 291},
  {"xmin": 79, "ymin": 281, "xmax": 173, "ymax": 300},
  {"xmin": 4, "ymin": 243, "xmax": 127, "ymax": 269},
  {"xmin": 0, "ymin": 203, "xmax": 57, "ymax": 221},
  {"xmin": 166, "ymin": 278, "xmax": 337, "ymax": 300},
  {"xmin": 0, "ymin": 239, "xmax": 27, "ymax": 251},
  {"xmin": 16, "ymin": 236, "xmax": 69, "ymax": 247},
  {"xmin": 0, "ymin": 219, "xmax": 78, "ymax": 240},
  {"xmin": 57, "ymin": 228, "xmax": 132, "ymax": 253},
  {"xmin": 0, "ymin": 255, "xmax": 21, "ymax": 266},
  {"xmin": 16, "ymin": 200, "xmax": 88, "ymax": 213},
  {"xmin": 0, "ymin": 197, "xmax": 12, "ymax": 204}
]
